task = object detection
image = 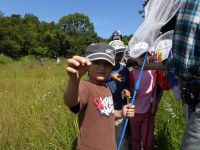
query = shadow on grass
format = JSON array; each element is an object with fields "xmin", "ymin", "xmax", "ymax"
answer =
[
  {"xmin": 71, "ymin": 137, "xmax": 77, "ymax": 150},
  {"xmin": 154, "ymin": 123, "xmax": 176, "ymax": 150},
  {"xmin": 0, "ymin": 61, "xmax": 5, "ymax": 64}
]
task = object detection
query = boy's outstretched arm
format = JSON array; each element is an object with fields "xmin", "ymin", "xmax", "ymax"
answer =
[{"xmin": 64, "ymin": 56, "xmax": 91, "ymax": 107}]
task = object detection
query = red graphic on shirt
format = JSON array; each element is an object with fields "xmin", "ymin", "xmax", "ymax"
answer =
[
  {"xmin": 94, "ymin": 98, "xmax": 104, "ymax": 110},
  {"xmin": 93, "ymin": 96, "xmax": 114, "ymax": 116}
]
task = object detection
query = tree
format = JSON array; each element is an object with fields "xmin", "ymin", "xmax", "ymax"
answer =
[
  {"xmin": 1, "ymin": 40, "xmax": 21, "ymax": 57},
  {"xmin": 0, "ymin": 11, "xmax": 100, "ymax": 58},
  {"xmin": 23, "ymin": 14, "xmax": 40, "ymax": 25},
  {"xmin": 58, "ymin": 13, "xmax": 99, "ymax": 57},
  {"xmin": 122, "ymin": 35, "xmax": 133, "ymax": 45},
  {"xmin": 138, "ymin": 0, "xmax": 150, "ymax": 17},
  {"xmin": 10, "ymin": 14, "xmax": 21, "ymax": 23},
  {"xmin": 58, "ymin": 13, "xmax": 97, "ymax": 37}
]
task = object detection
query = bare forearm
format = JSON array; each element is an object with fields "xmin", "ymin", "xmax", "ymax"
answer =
[
  {"xmin": 145, "ymin": 62, "xmax": 166, "ymax": 70},
  {"xmin": 64, "ymin": 78, "xmax": 80, "ymax": 107},
  {"xmin": 114, "ymin": 110, "xmax": 123, "ymax": 119}
]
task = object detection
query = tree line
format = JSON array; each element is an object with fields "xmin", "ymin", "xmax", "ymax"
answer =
[{"xmin": 0, "ymin": 11, "xmax": 132, "ymax": 58}]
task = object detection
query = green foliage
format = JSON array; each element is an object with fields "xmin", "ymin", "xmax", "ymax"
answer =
[
  {"xmin": 0, "ymin": 12, "xmax": 101, "ymax": 59},
  {"xmin": 58, "ymin": 13, "xmax": 96, "ymax": 36},
  {"xmin": 0, "ymin": 56, "xmax": 78, "ymax": 149},
  {"xmin": 1, "ymin": 40, "xmax": 22, "ymax": 57},
  {"xmin": 122, "ymin": 34, "xmax": 133, "ymax": 45},
  {"xmin": 154, "ymin": 91, "xmax": 185, "ymax": 150},
  {"xmin": 33, "ymin": 46, "xmax": 49, "ymax": 56},
  {"xmin": 0, "ymin": 55, "xmax": 12, "ymax": 64},
  {"xmin": 0, "ymin": 10, "xmax": 134, "ymax": 59}
]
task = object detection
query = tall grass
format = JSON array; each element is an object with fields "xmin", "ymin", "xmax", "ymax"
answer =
[
  {"xmin": 0, "ymin": 56, "xmax": 185, "ymax": 150},
  {"xmin": 0, "ymin": 56, "xmax": 78, "ymax": 150},
  {"xmin": 154, "ymin": 91, "xmax": 185, "ymax": 149}
]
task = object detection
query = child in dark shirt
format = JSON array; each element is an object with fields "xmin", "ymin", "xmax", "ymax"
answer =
[{"xmin": 108, "ymin": 40, "xmax": 131, "ymax": 149}]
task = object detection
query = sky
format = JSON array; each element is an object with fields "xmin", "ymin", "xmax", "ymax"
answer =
[{"xmin": 0, "ymin": 0, "xmax": 144, "ymax": 38}]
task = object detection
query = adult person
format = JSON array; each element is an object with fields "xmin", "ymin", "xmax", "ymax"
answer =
[{"xmin": 169, "ymin": 0, "xmax": 200, "ymax": 149}]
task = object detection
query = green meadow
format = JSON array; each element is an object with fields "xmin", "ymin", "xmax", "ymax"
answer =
[{"xmin": 0, "ymin": 55, "xmax": 185, "ymax": 150}]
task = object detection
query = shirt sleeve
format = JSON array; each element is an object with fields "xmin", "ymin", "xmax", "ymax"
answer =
[
  {"xmin": 69, "ymin": 103, "xmax": 80, "ymax": 114},
  {"xmin": 124, "ymin": 67, "xmax": 130, "ymax": 90}
]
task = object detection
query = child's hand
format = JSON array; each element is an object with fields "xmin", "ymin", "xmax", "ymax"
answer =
[
  {"xmin": 111, "ymin": 73, "xmax": 125, "ymax": 82},
  {"xmin": 66, "ymin": 56, "xmax": 91, "ymax": 80},
  {"xmin": 122, "ymin": 104, "xmax": 135, "ymax": 118},
  {"xmin": 121, "ymin": 89, "xmax": 131, "ymax": 98}
]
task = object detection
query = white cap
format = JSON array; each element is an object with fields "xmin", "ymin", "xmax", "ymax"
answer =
[
  {"xmin": 109, "ymin": 40, "xmax": 126, "ymax": 53},
  {"xmin": 129, "ymin": 42, "xmax": 149, "ymax": 58}
]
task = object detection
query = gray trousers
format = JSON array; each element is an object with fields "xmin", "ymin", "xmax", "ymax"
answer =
[
  {"xmin": 180, "ymin": 102, "xmax": 200, "ymax": 150},
  {"xmin": 115, "ymin": 118, "xmax": 129, "ymax": 150}
]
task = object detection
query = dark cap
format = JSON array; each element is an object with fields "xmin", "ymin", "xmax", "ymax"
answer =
[
  {"xmin": 86, "ymin": 43, "xmax": 115, "ymax": 66},
  {"xmin": 112, "ymin": 30, "xmax": 122, "ymax": 40}
]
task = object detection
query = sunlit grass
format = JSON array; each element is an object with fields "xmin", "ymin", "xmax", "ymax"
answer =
[
  {"xmin": 0, "ymin": 56, "xmax": 78, "ymax": 150},
  {"xmin": 154, "ymin": 91, "xmax": 185, "ymax": 149}
]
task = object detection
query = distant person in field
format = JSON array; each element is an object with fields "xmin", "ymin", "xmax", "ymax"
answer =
[
  {"xmin": 64, "ymin": 43, "xmax": 135, "ymax": 150},
  {"xmin": 108, "ymin": 40, "xmax": 130, "ymax": 150},
  {"xmin": 56, "ymin": 57, "xmax": 61, "ymax": 65},
  {"xmin": 40, "ymin": 57, "xmax": 44, "ymax": 65}
]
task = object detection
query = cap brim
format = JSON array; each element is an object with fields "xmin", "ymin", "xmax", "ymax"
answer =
[
  {"xmin": 112, "ymin": 35, "xmax": 121, "ymax": 40},
  {"xmin": 86, "ymin": 53, "xmax": 115, "ymax": 66},
  {"xmin": 116, "ymin": 48, "xmax": 125, "ymax": 54}
]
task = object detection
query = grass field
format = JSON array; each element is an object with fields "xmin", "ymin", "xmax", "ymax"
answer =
[{"xmin": 0, "ymin": 55, "xmax": 185, "ymax": 150}]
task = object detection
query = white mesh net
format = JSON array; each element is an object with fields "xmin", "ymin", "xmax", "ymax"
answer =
[
  {"xmin": 150, "ymin": 30, "xmax": 174, "ymax": 60},
  {"xmin": 128, "ymin": 0, "xmax": 182, "ymax": 53}
]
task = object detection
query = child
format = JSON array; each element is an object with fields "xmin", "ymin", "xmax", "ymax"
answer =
[
  {"xmin": 40, "ymin": 57, "xmax": 44, "ymax": 65},
  {"xmin": 108, "ymin": 40, "xmax": 131, "ymax": 149},
  {"xmin": 56, "ymin": 57, "xmax": 61, "ymax": 65},
  {"xmin": 111, "ymin": 30, "xmax": 123, "ymax": 40},
  {"xmin": 64, "ymin": 43, "xmax": 135, "ymax": 150},
  {"xmin": 129, "ymin": 51, "xmax": 157, "ymax": 150}
]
